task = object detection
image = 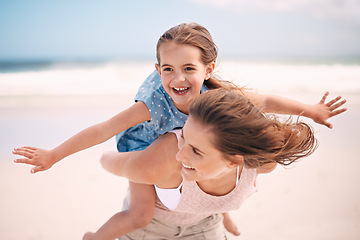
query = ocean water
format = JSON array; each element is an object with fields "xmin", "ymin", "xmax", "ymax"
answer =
[{"xmin": 0, "ymin": 60, "xmax": 359, "ymax": 99}]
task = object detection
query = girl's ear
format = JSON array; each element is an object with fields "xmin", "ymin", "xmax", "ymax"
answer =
[
  {"xmin": 205, "ymin": 62, "xmax": 215, "ymax": 80},
  {"xmin": 155, "ymin": 63, "xmax": 161, "ymax": 78},
  {"xmin": 226, "ymin": 155, "xmax": 244, "ymax": 169}
]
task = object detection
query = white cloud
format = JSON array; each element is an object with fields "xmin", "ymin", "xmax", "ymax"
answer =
[{"xmin": 190, "ymin": 0, "xmax": 360, "ymax": 21}]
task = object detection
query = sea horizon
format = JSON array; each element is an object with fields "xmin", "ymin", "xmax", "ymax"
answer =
[
  {"xmin": 1, "ymin": 57, "xmax": 359, "ymax": 103},
  {"xmin": 1, "ymin": 55, "xmax": 360, "ymax": 73}
]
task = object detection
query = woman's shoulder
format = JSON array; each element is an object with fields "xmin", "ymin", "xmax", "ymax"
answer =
[{"xmin": 141, "ymin": 132, "xmax": 182, "ymax": 186}]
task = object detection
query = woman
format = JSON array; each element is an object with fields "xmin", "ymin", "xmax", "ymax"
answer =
[{"xmin": 100, "ymin": 88, "xmax": 317, "ymax": 239}]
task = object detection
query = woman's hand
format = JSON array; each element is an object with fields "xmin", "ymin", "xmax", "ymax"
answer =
[
  {"xmin": 13, "ymin": 146, "xmax": 58, "ymax": 174},
  {"xmin": 310, "ymin": 92, "xmax": 347, "ymax": 129}
]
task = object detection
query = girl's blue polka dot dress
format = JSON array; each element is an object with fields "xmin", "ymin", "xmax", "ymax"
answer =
[{"xmin": 116, "ymin": 70, "xmax": 209, "ymax": 152}]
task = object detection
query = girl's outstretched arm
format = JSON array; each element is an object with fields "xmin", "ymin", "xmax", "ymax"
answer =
[
  {"xmin": 13, "ymin": 101, "xmax": 151, "ymax": 173},
  {"xmin": 244, "ymin": 91, "xmax": 347, "ymax": 129}
]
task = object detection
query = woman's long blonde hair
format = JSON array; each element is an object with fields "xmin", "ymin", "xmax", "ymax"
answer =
[{"xmin": 189, "ymin": 89, "xmax": 318, "ymax": 168}]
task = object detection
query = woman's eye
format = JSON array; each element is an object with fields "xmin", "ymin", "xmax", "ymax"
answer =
[{"xmin": 192, "ymin": 147, "xmax": 200, "ymax": 155}]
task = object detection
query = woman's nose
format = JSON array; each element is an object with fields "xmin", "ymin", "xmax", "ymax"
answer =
[{"xmin": 176, "ymin": 146, "xmax": 187, "ymax": 162}]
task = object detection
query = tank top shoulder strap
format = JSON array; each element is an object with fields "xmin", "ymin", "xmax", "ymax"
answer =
[
  {"xmin": 235, "ymin": 166, "xmax": 240, "ymax": 186},
  {"xmin": 170, "ymin": 128, "xmax": 182, "ymax": 140}
]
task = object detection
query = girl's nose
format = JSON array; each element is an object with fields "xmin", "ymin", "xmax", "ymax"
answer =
[{"xmin": 174, "ymin": 71, "xmax": 185, "ymax": 82}]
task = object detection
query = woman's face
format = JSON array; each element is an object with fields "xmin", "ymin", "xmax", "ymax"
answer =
[
  {"xmin": 176, "ymin": 116, "xmax": 236, "ymax": 182},
  {"xmin": 156, "ymin": 42, "xmax": 214, "ymax": 114}
]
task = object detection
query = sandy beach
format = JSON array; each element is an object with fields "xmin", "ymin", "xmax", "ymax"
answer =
[
  {"xmin": 1, "ymin": 92, "xmax": 359, "ymax": 240},
  {"xmin": 2, "ymin": 0, "xmax": 360, "ymax": 238}
]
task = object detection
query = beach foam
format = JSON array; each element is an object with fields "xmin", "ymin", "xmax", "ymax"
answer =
[{"xmin": 1, "ymin": 61, "xmax": 359, "ymax": 97}]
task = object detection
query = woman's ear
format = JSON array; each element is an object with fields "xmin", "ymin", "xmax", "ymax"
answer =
[
  {"xmin": 226, "ymin": 155, "xmax": 244, "ymax": 169},
  {"xmin": 155, "ymin": 63, "xmax": 161, "ymax": 78}
]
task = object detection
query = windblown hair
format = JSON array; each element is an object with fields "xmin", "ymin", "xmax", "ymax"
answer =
[
  {"xmin": 156, "ymin": 22, "xmax": 237, "ymax": 90},
  {"xmin": 189, "ymin": 89, "xmax": 318, "ymax": 168}
]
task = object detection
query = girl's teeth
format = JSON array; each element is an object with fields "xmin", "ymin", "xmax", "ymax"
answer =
[
  {"xmin": 173, "ymin": 87, "xmax": 189, "ymax": 93},
  {"xmin": 174, "ymin": 87, "xmax": 187, "ymax": 91}
]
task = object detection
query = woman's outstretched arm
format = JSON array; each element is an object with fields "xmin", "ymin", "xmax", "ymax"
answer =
[{"xmin": 101, "ymin": 132, "xmax": 181, "ymax": 186}]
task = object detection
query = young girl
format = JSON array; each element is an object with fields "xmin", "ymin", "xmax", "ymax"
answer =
[
  {"xmin": 13, "ymin": 23, "xmax": 347, "ymax": 239},
  {"xmin": 100, "ymin": 88, "xmax": 319, "ymax": 239}
]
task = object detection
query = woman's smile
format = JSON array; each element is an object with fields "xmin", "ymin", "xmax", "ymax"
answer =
[{"xmin": 182, "ymin": 163, "xmax": 195, "ymax": 170}]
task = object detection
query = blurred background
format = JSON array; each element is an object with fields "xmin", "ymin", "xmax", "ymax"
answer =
[
  {"xmin": 1, "ymin": 0, "xmax": 360, "ymax": 62},
  {"xmin": 1, "ymin": 1, "xmax": 359, "ymax": 240},
  {"xmin": 1, "ymin": 0, "xmax": 359, "ymax": 96}
]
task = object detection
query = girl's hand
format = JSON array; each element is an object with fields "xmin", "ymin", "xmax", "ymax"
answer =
[
  {"xmin": 311, "ymin": 92, "xmax": 347, "ymax": 129},
  {"xmin": 13, "ymin": 146, "xmax": 57, "ymax": 174},
  {"xmin": 83, "ymin": 232, "xmax": 95, "ymax": 240}
]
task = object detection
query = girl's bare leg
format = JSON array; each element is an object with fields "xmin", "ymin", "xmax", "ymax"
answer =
[
  {"xmin": 222, "ymin": 212, "xmax": 240, "ymax": 236},
  {"xmin": 83, "ymin": 182, "xmax": 155, "ymax": 240}
]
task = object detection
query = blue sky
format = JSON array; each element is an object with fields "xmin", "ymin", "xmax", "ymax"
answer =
[{"xmin": 0, "ymin": 0, "xmax": 360, "ymax": 61}]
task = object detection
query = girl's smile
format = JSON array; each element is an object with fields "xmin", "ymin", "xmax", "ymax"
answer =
[{"xmin": 173, "ymin": 87, "xmax": 189, "ymax": 95}]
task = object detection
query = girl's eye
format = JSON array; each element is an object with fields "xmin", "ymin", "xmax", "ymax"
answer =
[
  {"xmin": 185, "ymin": 67, "xmax": 195, "ymax": 71},
  {"xmin": 164, "ymin": 68, "xmax": 173, "ymax": 72}
]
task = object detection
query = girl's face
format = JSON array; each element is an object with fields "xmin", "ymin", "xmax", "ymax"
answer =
[
  {"xmin": 176, "ymin": 116, "xmax": 238, "ymax": 182},
  {"xmin": 156, "ymin": 42, "xmax": 215, "ymax": 114}
]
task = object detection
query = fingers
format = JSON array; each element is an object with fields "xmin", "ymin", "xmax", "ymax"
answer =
[
  {"xmin": 321, "ymin": 92, "xmax": 346, "ymax": 107},
  {"xmin": 83, "ymin": 232, "xmax": 95, "ymax": 240},
  {"xmin": 324, "ymin": 92, "xmax": 346, "ymax": 108},
  {"xmin": 330, "ymin": 108, "xmax": 348, "ymax": 117},
  {"xmin": 317, "ymin": 92, "xmax": 347, "ymax": 129},
  {"xmin": 13, "ymin": 148, "xmax": 34, "ymax": 158},
  {"xmin": 31, "ymin": 165, "xmax": 44, "ymax": 174},
  {"xmin": 12, "ymin": 146, "xmax": 50, "ymax": 174},
  {"xmin": 14, "ymin": 157, "xmax": 34, "ymax": 165},
  {"xmin": 322, "ymin": 92, "xmax": 347, "ymax": 113},
  {"xmin": 14, "ymin": 157, "xmax": 44, "ymax": 174},
  {"xmin": 13, "ymin": 146, "xmax": 36, "ymax": 153},
  {"xmin": 326, "ymin": 95, "xmax": 343, "ymax": 107},
  {"xmin": 324, "ymin": 121, "xmax": 333, "ymax": 129},
  {"xmin": 329, "ymin": 99, "xmax": 347, "ymax": 111},
  {"xmin": 13, "ymin": 146, "xmax": 37, "ymax": 166},
  {"xmin": 319, "ymin": 92, "xmax": 329, "ymax": 104},
  {"xmin": 20, "ymin": 146, "xmax": 37, "ymax": 151}
]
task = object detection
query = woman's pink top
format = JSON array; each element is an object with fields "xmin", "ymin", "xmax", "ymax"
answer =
[{"xmin": 153, "ymin": 129, "xmax": 257, "ymax": 225}]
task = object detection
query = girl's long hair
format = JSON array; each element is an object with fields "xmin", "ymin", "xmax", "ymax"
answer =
[{"xmin": 156, "ymin": 23, "xmax": 238, "ymax": 91}]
